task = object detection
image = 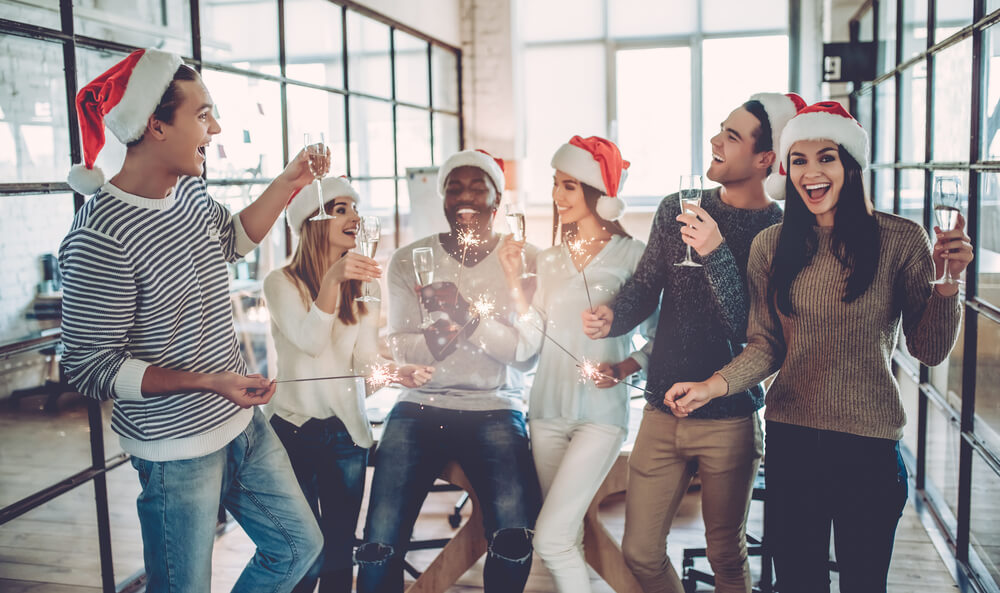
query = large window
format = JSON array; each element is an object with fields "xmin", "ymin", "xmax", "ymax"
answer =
[
  {"xmin": 520, "ymin": 1, "xmax": 789, "ymax": 207},
  {"xmin": 0, "ymin": 2, "xmax": 460, "ymax": 591},
  {"xmin": 854, "ymin": 2, "xmax": 1000, "ymax": 591}
]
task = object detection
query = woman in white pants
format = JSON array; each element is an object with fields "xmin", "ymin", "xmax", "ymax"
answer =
[{"xmin": 499, "ymin": 136, "xmax": 656, "ymax": 592}]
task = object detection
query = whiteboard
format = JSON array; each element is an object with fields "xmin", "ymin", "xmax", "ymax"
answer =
[{"xmin": 406, "ymin": 166, "xmax": 450, "ymax": 239}]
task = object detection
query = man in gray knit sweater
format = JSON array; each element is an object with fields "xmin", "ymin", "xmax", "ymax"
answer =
[{"xmin": 582, "ymin": 93, "xmax": 803, "ymax": 593}]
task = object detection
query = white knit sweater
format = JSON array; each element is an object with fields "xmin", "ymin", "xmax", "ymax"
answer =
[{"xmin": 263, "ymin": 270, "xmax": 380, "ymax": 448}]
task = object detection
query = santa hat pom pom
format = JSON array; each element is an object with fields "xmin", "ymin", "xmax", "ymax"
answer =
[
  {"xmin": 68, "ymin": 164, "xmax": 106, "ymax": 195},
  {"xmin": 764, "ymin": 171, "xmax": 787, "ymax": 200},
  {"xmin": 596, "ymin": 195, "xmax": 626, "ymax": 221}
]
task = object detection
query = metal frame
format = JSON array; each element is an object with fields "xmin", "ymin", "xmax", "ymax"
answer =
[
  {"xmin": 0, "ymin": 1, "xmax": 463, "ymax": 590},
  {"xmin": 852, "ymin": 0, "xmax": 1000, "ymax": 590},
  {"xmin": 520, "ymin": 1, "xmax": 793, "ymax": 207}
]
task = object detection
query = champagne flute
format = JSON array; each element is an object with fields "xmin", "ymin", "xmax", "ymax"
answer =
[
  {"xmin": 412, "ymin": 246, "xmax": 434, "ymax": 327},
  {"xmin": 356, "ymin": 216, "xmax": 381, "ymax": 302},
  {"xmin": 505, "ymin": 204, "xmax": 535, "ymax": 278},
  {"xmin": 304, "ymin": 133, "xmax": 332, "ymax": 222},
  {"xmin": 931, "ymin": 175, "xmax": 964, "ymax": 286},
  {"xmin": 674, "ymin": 174, "xmax": 704, "ymax": 268}
]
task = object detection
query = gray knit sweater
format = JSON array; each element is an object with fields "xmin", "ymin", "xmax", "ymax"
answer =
[
  {"xmin": 609, "ymin": 188, "xmax": 784, "ymax": 418},
  {"xmin": 719, "ymin": 212, "xmax": 962, "ymax": 440}
]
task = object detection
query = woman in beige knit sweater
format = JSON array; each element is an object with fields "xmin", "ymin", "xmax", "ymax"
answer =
[{"xmin": 662, "ymin": 102, "xmax": 973, "ymax": 592}]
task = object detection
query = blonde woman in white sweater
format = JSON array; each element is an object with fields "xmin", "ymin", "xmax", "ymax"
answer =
[{"xmin": 265, "ymin": 178, "xmax": 433, "ymax": 593}]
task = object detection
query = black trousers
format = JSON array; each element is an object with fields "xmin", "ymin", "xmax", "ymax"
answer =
[{"xmin": 765, "ymin": 421, "xmax": 908, "ymax": 593}]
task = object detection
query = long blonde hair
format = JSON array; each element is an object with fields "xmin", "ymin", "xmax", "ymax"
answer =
[{"xmin": 283, "ymin": 201, "xmax": 367, "ymax": 324}]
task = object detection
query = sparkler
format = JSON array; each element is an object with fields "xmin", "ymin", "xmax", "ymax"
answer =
[
  {"xmin": 454, "ymin": 228, "xmax": 481, "ymax": 307},
  {"xmin": 520, "ymin": 307, "xmax": 657, "ymax": 397},
  {"xmin": 273, "ymin": 374, "xmax": 366, "ymax": 384},
  {"xmin": 568, "ymin": 238, "xmax": 595, "ymax": 311}
]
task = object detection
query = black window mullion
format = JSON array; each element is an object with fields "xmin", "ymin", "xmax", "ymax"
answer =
[
  {"xmin": 341, "ymin": 5, "xmax": 351, "ymax": 178},
  {"xmin": 390, "ymin": 27, "xmax": 400, "ymax": 248},
  {"xmin": 427, "ymin": 42, "xmax": 435, "ymax": 164}
]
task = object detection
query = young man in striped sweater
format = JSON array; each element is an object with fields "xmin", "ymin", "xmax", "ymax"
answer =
[{"xmin": 59, "ymin": 48, "xmax": 322, "ymax": 593}]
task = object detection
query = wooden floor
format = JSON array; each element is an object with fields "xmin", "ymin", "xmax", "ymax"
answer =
[{"xmin": 0, "ymin": 394, "xmax": 963, "ymax": 592}]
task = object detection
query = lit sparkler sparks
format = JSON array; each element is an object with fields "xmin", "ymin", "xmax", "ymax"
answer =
[
  {"xmin": 472, "ymin": 295, "xmax": 496, "ymax": 319},
  {"xmin": 366, "ymin": 362, "xmax": 400, "ymax": 390},
  {"xmin": 577, "ymin": 358, "xmax": 601, "ymax": 383}
]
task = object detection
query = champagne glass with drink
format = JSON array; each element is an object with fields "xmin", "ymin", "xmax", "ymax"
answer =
[
  {"xmin": 674, "ymin": 174, "xmax": 704, "ymax": 267},
  {"xmin": 356, "ymin": 216, "xmax": 381, "ymax": 302},
  {"xmin": 304, "ymin": 133, "xmax": 332, "ymax": 221},
  {"xmin": 505, "ymin": 204, "xmax": 535, "ymax": 278},
  {"xmin": 931, "ymin": 175, "xmax": 964, "ymax": 286},
  {"xmin": 412, "ymin": 246, "xmax": 434, "ymax": 327}
]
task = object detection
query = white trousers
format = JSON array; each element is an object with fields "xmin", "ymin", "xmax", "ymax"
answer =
[{"xmin": 530, "ymin": 416, "xmax": 627, "ymax": 593}]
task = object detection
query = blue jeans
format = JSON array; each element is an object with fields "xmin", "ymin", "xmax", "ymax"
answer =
[
  {"xmin": 271, "ymin": 414, "xmax": 369, "ymax": 593},
  {"xmin": 356, "ymin": 402, "xmax": 541, "ymax": 593},
  {"xmin": 130, "ymin": 408, "xmax": 323, "ymax": 593},
  {"xmin": 765, "ymin": 421, "xmax": 908, "ymax": 593}
]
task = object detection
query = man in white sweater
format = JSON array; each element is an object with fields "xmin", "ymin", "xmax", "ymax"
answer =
[
  {"xmin": 59, "ymin": 48, "xmax": 321, "ymax": 592},
  {"xmin": 355, "ymin": 150, "xmax": 541, "ymax": 593}
]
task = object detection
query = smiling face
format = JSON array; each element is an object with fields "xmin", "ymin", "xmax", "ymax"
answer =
[
  {"xmin": 706, "ymin": 106, "xmax": 770, "ymax": 186},
  {"xmin": 443, "ymin": 165, "xmax": 499, "ymax": 236},
  {"xmin": 787, "ymin": 139, "xmax": 844, "ymax": 226},
  {"xmin": 153, "ymin": 78, "xmax": 220, "ymax": 178},
  {"xmin": 552, "ymin": 170, "xmax": 594, "ymax": 225},
  {"xmin": 323, "ymin": 195, "xmax": 361, "ymax": 254}
]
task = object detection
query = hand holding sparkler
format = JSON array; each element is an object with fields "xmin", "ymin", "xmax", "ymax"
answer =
[
  {"xmin": 582, "ymin": 304, "xmax": 614, "ymax": 339},
  {"xmin": 396, "ymin": 364, "xmax": 435, "ymax": 388},
  {"xmin": 663, "ymin": 373, "xmax": 729, "ymax": 418}
]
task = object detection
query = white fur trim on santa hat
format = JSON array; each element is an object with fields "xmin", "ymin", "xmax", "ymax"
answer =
[
  {"xmin": 765, "ymin": 169, "xmax": 788, "ymax": 200},
  {"xmin": 550, "ymin": 143, "xmax": 608, "ymax": 194},
  {"xmin": 286, "ymin": 177, "xmax": 361, "ymax": 235},
  {"xmin": 67, "ymin": 163, "xmax": 106, "ymax": 196},
  {"xmin": 105, "ymin": 49, "xmax": 183, "ymax": 144},
  {"xmin": 749, "ymin": 92, "xmax": 801, "ymax": 154},
  {"xmin": 777, "ymin": 110, "xmax": 870, "ymax": 174},
  {"xmin": 437, "ymin": 150, "xmax": 505, "ymax": 198},
  {"xmin": 596, "ymin": 195, "xmax": 626, "ymax": 220}
]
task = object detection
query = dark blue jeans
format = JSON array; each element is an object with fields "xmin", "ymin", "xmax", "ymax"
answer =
[
  {"xmin": 765, "ymin": 421, "xmax": 908, "ymax": 593},
  {"xmin": 271, "ymin": 414, "xmax": 369, "ymax": 593},
  {"xmin": 356, "ymin": 402, "xmax": 541, "ymax": 593}
]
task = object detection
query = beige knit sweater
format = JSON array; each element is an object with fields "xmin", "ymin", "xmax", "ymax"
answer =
[{"xmin": 719, "ymin": 212, "xmax": 962, "ymax": 440}]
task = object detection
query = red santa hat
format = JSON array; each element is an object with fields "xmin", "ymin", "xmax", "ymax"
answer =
[
  {"xmin": 286, "ymin": 176, "xmax": 361, "ymax": 236},
  {"xmin": 768, "ymin": 101, "xmax": 869, "ymax": 200},
  {"xmin": 437, "ymin": 149, "xmax": 506, "ymax": 198},
  {"xmin": 67, "ymin": 48, "xmax": 184, "ymax": 195},
  {"xmin": 550, "ymin": 135, "xmax": 630, "ymax": 221},
  {"xmin": 748, "ymin": 92, "xmax": 808, "ymax": 199}
]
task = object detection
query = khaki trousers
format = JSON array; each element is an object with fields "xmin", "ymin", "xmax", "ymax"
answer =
[{"xmin": 621, "ymin": 405, "xmax": 762, "ymax": 593}]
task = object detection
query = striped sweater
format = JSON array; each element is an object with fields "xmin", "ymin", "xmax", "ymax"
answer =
[
  {"xmin": 59, "ymin": 177, "xmax": 258, "ymax": 461},
  {"xmin": 719, "ymin": 213, "xmax": 962, "ymax": 440}
]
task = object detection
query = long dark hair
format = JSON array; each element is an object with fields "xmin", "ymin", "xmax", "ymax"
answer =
[
  {"xmin": 551, "ymin": 182, "xmax": 631, "ymax": 246},
  {"xmin": 768, "ymin": 146, "xmax": 879, "ymax": 315}
]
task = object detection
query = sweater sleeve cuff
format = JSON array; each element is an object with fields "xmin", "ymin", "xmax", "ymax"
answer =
[
  {"xmin": 232, "ymin": 213, "xmax": 259, "ymax": 257},
  {"xmin": 114, "ymin": 359, "xmax": 151, "ymax": 400},
  {"xmin": 629, "ymin": 349, "xmax": 649, "ymax": 369},
  {"xmin": 310, "ymin": 302, "xmax": 337, "ymax": 322}
]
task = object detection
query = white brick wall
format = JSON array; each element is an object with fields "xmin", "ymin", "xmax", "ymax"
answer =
[{"xmin": 459, "ymin": 0, "xmax": 517, "ymax": 158}]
